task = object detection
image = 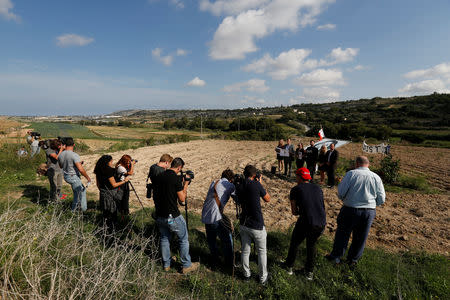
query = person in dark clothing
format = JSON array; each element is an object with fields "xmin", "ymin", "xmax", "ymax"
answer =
[
  {"xmin": 45, "ymin": 139, "xmax": 64, "ymax": 202},
  {"xmin": 154, "ymin": 157, "xmax": 199, "ymax": 274},
  {"xmin": 94, "ymin": 155, "xmax": 129, "ymax": 231},
  {"xmin": 148, "ymin": 154, "xmax": 173, "ymax": 214},
  {"xmin": 295, "ymin": 142, "xmax": 305, "ymax": 169},
  {"xmin": 305, "ymin": 140, "xmax": 319, "ymax": 181},
  {"xmin": 326, "ymin": 143, "xmax": 339, "ymax": 187},
  {"xmin": 237, "ymin": 165, "xmax": 271, "ymax": 285},
  {"xmin": 275, "ymin": 139, "xmax": 285, "ymax": 174},
  {"xmin": 317, "ymin": 145, "xmax": 328, "ymax": 185},
  {"xmin": 283, "ymin": 167, "xmax": 326, "ymax": 280}
]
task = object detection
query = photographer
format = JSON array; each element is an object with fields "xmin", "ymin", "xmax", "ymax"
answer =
[
  {"xmin": 237, "ymin": 165, "xmax": 271, "ymax": 285},
  {"xmin": 201, "ymin": 169, "xmax": 235, "ymax": 269},
  {"xmin": 148, "ymin": 154, "xmax": 173, "ymax": 206},
  {"xmin": 58, "ymin": 138, "xmax": 91, "ymax": 212},
  {"xmin": 155, "ymin": 157, "xmax": 199, "ymax": 274},
  {"xmin": 94, "ymin": 155, "xmax": 130, "ymax": 230},
  {"xmin": 282, "ymin": 168, "xmax": 326, "ymax": 280},
  {"xmin": 115, "ymin": 154, "xmax": 136, "ymax": 216},
  {"xmin": 30, "ymin": 135, "xmax": 41, "ymax": 157},
  {"xmin": 45, "ymin": 139, "xmax": 64, "ymax": 202}
]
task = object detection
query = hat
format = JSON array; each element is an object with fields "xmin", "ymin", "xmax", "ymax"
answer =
[{"xmin": 295, "ymin": 167, "xmax": 311, "ymax": 180}]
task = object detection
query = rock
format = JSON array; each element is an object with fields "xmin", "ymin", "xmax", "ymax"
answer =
[{"xmin": 399, "ymin": 235, "xmax": 408, "ymax": 241}]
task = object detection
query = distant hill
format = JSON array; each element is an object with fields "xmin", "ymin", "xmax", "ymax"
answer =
[{"xmin": 109, "ymin": 93, "xmax": 450, "ymax": 130}]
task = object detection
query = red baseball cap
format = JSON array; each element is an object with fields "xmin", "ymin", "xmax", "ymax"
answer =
[{"xmin": 295, "ymin": 167, "xmax": 311, "ymax": 180}]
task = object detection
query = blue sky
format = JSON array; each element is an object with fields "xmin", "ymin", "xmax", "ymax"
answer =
[{"xmin": 1, "ymin": 0, "xmax": 449, "ymax": 115}]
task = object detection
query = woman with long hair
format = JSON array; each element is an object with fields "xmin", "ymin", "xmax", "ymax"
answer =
[
  {"xmin": 317, "ymin": 145, "xmax": 328, "ymax": 185},
  {"xmin": 275, "ymin": 139, "xmax": 285, "ymax": 174},
  {"xmin": 295, "ymin": 142, "xmax": 305, "ymax": 169},
  {"xmin": 94, "ymin": 155, "xmax": 129, "ymax": 230},
  {"xmin": 115, "ymin": 154, "xmax": 135, "ymax": 215}
]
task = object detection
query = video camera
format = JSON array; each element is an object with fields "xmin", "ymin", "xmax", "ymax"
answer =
[
  {"xmin": 39, "ymin": 139, "xmax": 51, "ymax": 150},
  {"xmin": 57, "ymin": 136, "xmax": 73, "ymax": 145},
  {"xmin": 181, "ymin": 170, "xmax": 195, "ymax": 183},
  {"xmin": 30, "ymin": 131, "xmax": 41, "ymax": 138}
]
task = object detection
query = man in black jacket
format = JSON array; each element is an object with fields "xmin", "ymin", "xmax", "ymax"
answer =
[
  {"xmin": 326, "ymin": 143, "xmax": 339, "ymax": 187},
  {"xmin": 305, "ymin": 140, "xmax": 319, "ymax": 181},
  {"xmin": 283, "ymin": 167, "xmax": 326, "ymax": 280}
]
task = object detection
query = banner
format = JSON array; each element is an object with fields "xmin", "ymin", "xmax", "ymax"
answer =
[{"xmin": 362, "ymin": 141, "xmax": 391, "ymax": 154}]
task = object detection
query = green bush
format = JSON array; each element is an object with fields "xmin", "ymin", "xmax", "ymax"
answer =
[
  {"xmin": 376, "ymin": 155, "xmax": 400, "ymax": 184},
  {"xmin": 141, "ymin": 137, "xmax": 156, "ymax": 146},
  {"xmin": 396, "ymin": 175, "xmax": 433, "ymax": 192}
]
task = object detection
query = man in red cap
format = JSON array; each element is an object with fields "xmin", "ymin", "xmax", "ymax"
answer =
[{"xmin": 282, "ymin": 167, "xmax": 326, "ymax": 280}]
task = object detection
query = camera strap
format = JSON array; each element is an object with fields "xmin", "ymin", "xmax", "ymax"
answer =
[{"xmin": 213, "ymin": 180, "xmax": 222, "ymax": 211}]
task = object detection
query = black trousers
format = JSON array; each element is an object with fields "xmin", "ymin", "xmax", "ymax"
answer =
[
  {"xmin": 286, "ymin": 220, "xmax": 324, "ymax": 272},
  {"xmin": 284, "ymin": 157, "xmax": 292, "ymax": 176},
  {"xmin": 296, "ymin": 159, "xmax": 305, "ymax": 169},
  {"xmin": 327, "ymin": 165, "xmax": 336, "ymax": 186},
  {"xmin": 306, "ymin": 162, "xmax": 316, "ymax": 180}
]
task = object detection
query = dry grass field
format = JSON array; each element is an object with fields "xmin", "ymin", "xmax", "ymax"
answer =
[{"xmin": 81, "ymin": 140, "xmax": 450, "ymax": 255}]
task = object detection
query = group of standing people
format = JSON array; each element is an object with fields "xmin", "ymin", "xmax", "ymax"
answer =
[
  {"xmin": 36, "ymin": 134, "xmax": 385, "ymax": 284},
  {"xmin": 277, "ymin": 139, "xmax": 339, "ymax": 187}
]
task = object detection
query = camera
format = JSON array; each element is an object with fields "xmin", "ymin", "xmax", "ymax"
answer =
[
  {"xmin": 39, "ymin": 139, "xmax": 51, "ymax": 150},
  {"xmin": 58, "ymin": 136, "xmax": 73, "ymax": 146},
  {"xmin": 181, "ymin": 170, "xmax": 195, "ymax": 183},
  {"xmin": 30, "ymin": 131, "xmax": 41, "ymax": 138},
  {"xmin": 234, "ymin": 173, "xmax": 245, "ymax": 185},
  {"xmin": 132, "ymin": 159, "xmax": 138, "ymax": 163}
]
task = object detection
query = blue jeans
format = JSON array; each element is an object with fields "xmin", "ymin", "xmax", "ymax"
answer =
[
  {"xmin": 64, "ymin": 174, "xmax": 87, "ymax": 212},
  {"xmin": 330, "ymin": 206, "xmax": 376, "ymax": 263},
  {"xmin": 156, "ymin": 215, "xmax": 192, "ymax": 268},
  {"xmin": 205, "ymin": 221, "xmax": 233, "ymax": 266}
]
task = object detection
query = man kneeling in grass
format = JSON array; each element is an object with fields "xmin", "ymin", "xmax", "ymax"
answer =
[{"xmin": 283, "ymin": 167, "xmax": 326, "ymax": 280}]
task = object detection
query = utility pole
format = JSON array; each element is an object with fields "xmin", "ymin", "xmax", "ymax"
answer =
[{"xmin": 200, "ymin": 114, "xmax": 203, "ymax": 138}]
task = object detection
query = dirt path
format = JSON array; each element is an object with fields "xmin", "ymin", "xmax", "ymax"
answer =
[{"xmin": 81, "ymin": 140, "xmax": 450, "ymax": 255}]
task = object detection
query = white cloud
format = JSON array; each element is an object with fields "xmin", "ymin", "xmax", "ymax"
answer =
[
  {"xmin": 176, "ymin": 48, "xmax": 188, "ymax": 56},
  {"xmin": 151, "ymin": 48, "xmax": 174, "ymax": 66},
  {"xmin": 209, "ymin": 0, "xmax": 335, "ymax": 60},
  {"xmin": 294, "ymin": 69, "xmax": 344, "ymax": 86},
  {"xmin": 187, "ymin": 77, "xmax": 206, "ymax": 87},
  {"xmin": 243, "ymin": 49, "xmax": 317, "ymax": 80},
  {"xmin": 302, "ymin": 87, "xmax": 340, "ymax": 101},
  {"xmin": 347, "ymin": 64, "xmax": 368, "ymax": 72},
  {"xmin": 200, "ymin": 0, "xmax": 269, "ymax": 16},
  {"xmin": 243, "ymin": 47, "xmax": 359, "ymax": 80},
  {"xmin": 281, "ymin": 88, "xmax": 295, "ymax": 94},
  {"xmin": 327, "ymin": 47, "xmax": 359, "ymax": 64},
  {"xmin": 404, "ymin": 62, "xmax": 450, "ymax": 79},
  {"xmin": 398, "ymin": 79, "xmax": 450, "ymax": 96},
  {"xmin": 0, "ymin": 0, "xmax": 20, "ymax": 22},
  {"xmin": 316, "ymin": 23, "xmax": 336, "ymax": 30},
  {"xmin": 56, "ymin": 34, "xmax": 94, "ymax": 47},
  {"xmin": 170, "ymin": 0, "xmax": 184, "ymax": 9},
  {"xmin": 223, "ymin": 79, "xmax": 269, "ymax": 93}
]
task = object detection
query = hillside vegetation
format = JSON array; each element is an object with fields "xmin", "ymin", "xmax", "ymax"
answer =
[{"xmin": 107, "ymin": 93, "xmax": 450, "ymax": 145}]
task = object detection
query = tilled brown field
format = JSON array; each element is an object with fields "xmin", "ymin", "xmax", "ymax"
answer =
[{"xmin": 81, "ymin": 140, "xmax": 450, "ymax": 255}]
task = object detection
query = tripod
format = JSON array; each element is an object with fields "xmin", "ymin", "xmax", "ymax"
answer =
[{"xmin": 128, "ymin": 181, "xmax": 151, "ymax": 219}]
